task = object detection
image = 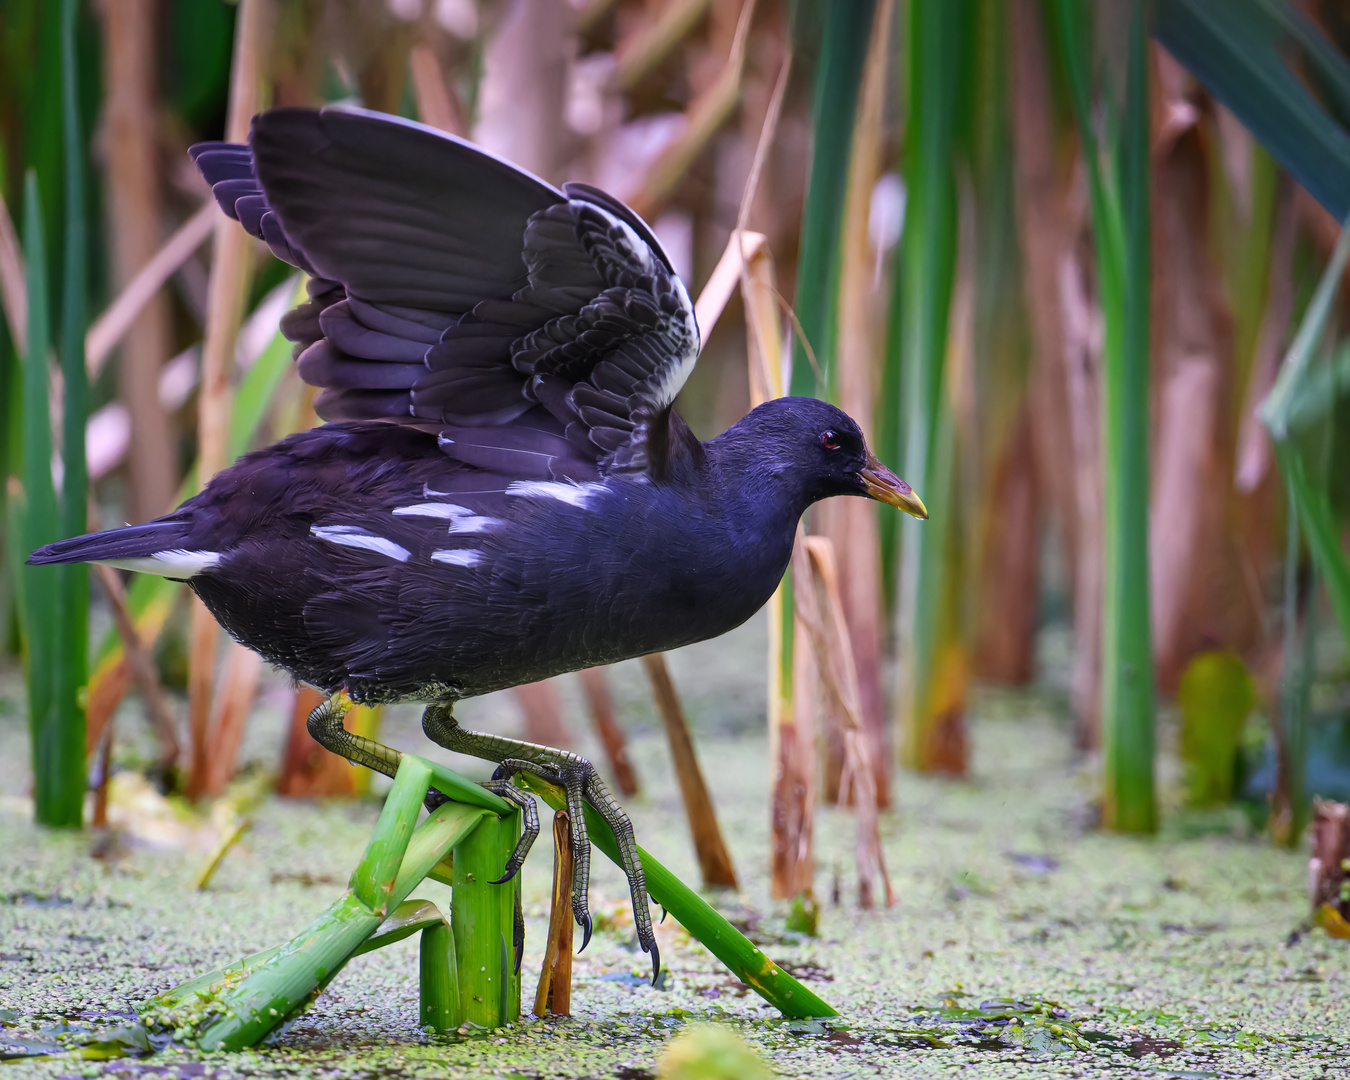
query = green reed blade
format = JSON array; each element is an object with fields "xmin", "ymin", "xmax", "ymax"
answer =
[
  {"xmin": 1054, "ymin": 0, "xmax": 1156, "ymax": 833},
  {"xmin": 1104, "ymin": 0, "xmax": 1156, "ymax": 834},
  {"xmin": 516, "ymin": 773, "xmax": 836, "ymax": 1018},
  {"xmin": 894, "ymin": 0, "xmax": 966, "ymax": 771},
  {"xmin": 1154, "ymin": 0, "xmax": 1350, "ymax": 223},
  {"xmin": 196, "ymin": 890, "xmax": 381, "ymax": 1051},
  {"xmin": 350, "ymin": 755, "xmax": 431, "ymax": 913},
  {"xmin": 1261, "ymin": 225, "xmax": 1350, "ymax": 665},
  {"xmin": 791, "ymin": 0, "xmax": 877, "ymax": 396},
  {"xmin": 423, "ymin": 756, "xmax": 514, "ymax": 815},
  {"xmin": 17, "ymin": 171, "xmax": 78, "ymax": 826},
  {"xmin": 145, "ymin": 944, "xmax": 283, "ymax": 1011},
  {"xmin": 419, "ymin": 920, "xmax": 460, "ymax": 1032},
  {"xmin": 54, "ymin": 0, "xmax": 87, "ymax": 829},
  {"xmin": 351, "ymin": 898, "xmax": 445, "ymax": 957}
]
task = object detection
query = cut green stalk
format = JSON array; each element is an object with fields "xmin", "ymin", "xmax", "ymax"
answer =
[
  {"xmin": 894, "ymin": 0, "xmax": 965, "ymax": 773},
  {"xmin": 452, "ymin": 811, "xmax": 521, "ymax": 1027},
  {"xmin": 186, "ymin": 794, "xmax": 489, "ymax": 1050},
  {"xmin": 54, "ymin": 0, "xmax": 88, "ymax": 828},
  {"xmin": 160, "ymin": 895, "xmax": 449, "ymax": 1009},
  {"xmin": 1054, "ymin": 0, "xmax": 1156, "ymax": 833},
  {"xmin": 517, "ymin": 773, "xmax": 837, "ymax": 1018},
  {"xmin": 419, "ymin": 920, "xmax": 460, "ymax": 1032}
]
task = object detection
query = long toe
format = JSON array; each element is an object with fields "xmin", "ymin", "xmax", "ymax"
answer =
[
  {"xmin": 480, "ymin": 778, "xmax": 539, "ymax": 883},
  {"xmin": 579, "ymin": 771, "xmax": 656, "ymax": 983},
  {"xmin": 574, "ymin": 900, "xmax": 593, "ymax": 952}
]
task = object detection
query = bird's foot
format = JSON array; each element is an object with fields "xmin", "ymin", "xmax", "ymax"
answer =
[
  {"xmin": 491, "ymin": 757, "xmax": 660, "ymax": 985},
  {"xmin": 419, "ymin": 703, "xmax": 659, "ymax": 983}
]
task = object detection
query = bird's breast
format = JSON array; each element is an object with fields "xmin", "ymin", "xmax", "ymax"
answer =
[{"xmin": 502, "ymin": 479, "xmax": 796, "ymax": 662}]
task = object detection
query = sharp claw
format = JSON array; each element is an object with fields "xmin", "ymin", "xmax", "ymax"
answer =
[
  {"xmin": 648, "ymin": 941, "xmax": 661, "ymax": 987},
  {"xmin": 660, "ymin": 907, "xmax": 668, "ymax": 924},
  {"xmin": 578, "ymin": 911, "xmax": 592, "ymax": 953},
  {"xmin": 490, "ymin": 867, "xmax": 519, "ymax": 886}
]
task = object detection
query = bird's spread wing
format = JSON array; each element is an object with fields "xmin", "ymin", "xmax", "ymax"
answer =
[{"xmin": 191, "ymin": 106, "xmax": 699, "ymax": 479}]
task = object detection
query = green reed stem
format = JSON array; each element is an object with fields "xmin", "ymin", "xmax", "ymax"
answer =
[
  {"xmin": 452, "ymin": 811, "xmax": 521, "ymax": 1027},
  {"xmin": 1055, "ymin": 0, "xmax": 1156, "ymax": 832},
  {"xmin": 54, "ymin": 0, "xmax": 88, "ymax": 828},
  {"xmin": 419, "ymin": 920, "xmax": 460, "ymax": 1032},
  {"xmin": 791, "ymin": 0, "xmax": 877, "ymax": 397}
]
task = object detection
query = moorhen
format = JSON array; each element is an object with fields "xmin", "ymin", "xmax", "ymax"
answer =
[{"xmin": 30, "ymin": 107, "xmax": 927, "ymax": 982}]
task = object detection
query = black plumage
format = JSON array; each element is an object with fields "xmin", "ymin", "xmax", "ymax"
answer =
[{"xmin": 30, "ymin": 106, "xmax": 926, "ymax": 979}]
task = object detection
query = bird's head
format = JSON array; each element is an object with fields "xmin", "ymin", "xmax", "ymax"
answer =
[{"xmin": 717, "ymin": 397, "xmax": 928, "ymax": 519}]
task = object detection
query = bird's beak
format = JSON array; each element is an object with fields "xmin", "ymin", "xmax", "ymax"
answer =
[{"xmin": 860, "ymin": 455, "xmax": 928, "ymax": 519}]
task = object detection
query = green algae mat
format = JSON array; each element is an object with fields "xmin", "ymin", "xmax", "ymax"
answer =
[{"xmin": 2, "ymin": 699, "xmax": 1348, "ymax": 1078}]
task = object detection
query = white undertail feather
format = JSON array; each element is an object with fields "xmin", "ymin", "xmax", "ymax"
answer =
[{"xmin": 98, "ymin": 549, "xmax": 222, "ymax": 578}]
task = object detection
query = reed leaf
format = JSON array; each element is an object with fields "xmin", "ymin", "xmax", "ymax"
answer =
[
  {"xmin": 1053, "ymin": 0, "xmax": 1156, "ymax": 833},
  {"xmin": 1261, "ymin": 225, "xmax": 1350, "ymax": 656},
  {"xmin": 791, "ymin": 0, "xmax": 877, "ymax": 397},
  {"xmin": 17, "ymin": 172, "xmax": 79, "ymax": 826},
  {"xmin": 1154, "ymin": 0, "xmax": 1350, "ymax": 223},
  {"xmin": 54, "ymin": 0, "xmax": 88, "ymax": 827},
  {"xmin": 895, "ymin": 0, "xmax": 967, "ymax": 773}
]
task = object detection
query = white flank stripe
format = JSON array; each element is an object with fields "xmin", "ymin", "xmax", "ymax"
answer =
[
  {"xmin": 392, "ymin": 503, "xmax": 475, "ymax": 519},
  {"xmin": 311, "ymin": 525, "xmax": 410, "ymax": 562},
  {"xmin": 506, "ymin": 480, "xmax": 606, "ymax": 510},
  {"xmin": 392, "ymin": 502, "xmax": 501, "ymax": 534},
  {"xmin": 430, "ymin": 549, "xmax": 482, "ymax": 567},
  {"xmin": 98, "ymin": 549, "xmax": 221, "ymax": 578},
  {"xmin": 447, "ymin": 515, "xmax": 500, "ymax": 534}
]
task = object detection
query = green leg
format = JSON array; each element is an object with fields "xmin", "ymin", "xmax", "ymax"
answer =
[
  {"xmin": 452, "ymin": 811, "xmax": 522, "ymax": 1026},
  {"xmin": 308, "ymin": 693, "xmax": 404, "ymax": 779}
]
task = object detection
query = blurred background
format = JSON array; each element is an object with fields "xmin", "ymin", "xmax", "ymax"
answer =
[{"xmin": 0, "ymin": 0, "xmax": 1348, "ymax": 884}]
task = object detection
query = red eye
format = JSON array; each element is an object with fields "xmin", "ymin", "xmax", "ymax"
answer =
[{"xmin": 820, "ymin": 430, "xmax": 841, "ymax": 450}]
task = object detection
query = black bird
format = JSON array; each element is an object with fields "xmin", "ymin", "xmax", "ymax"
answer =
[{"xmin": 30, "ymin": 107, "xmax": 927, "ymax": 981}]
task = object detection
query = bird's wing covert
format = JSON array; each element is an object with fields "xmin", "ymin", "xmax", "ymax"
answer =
[{"xmin": 191, "ymin": 106, "xmax": 700, "ymax": 479}]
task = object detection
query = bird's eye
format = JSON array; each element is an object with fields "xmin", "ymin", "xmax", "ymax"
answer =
[{"xmin": 820, "ymin": 430, "xmax": 841, "ymax": 450}]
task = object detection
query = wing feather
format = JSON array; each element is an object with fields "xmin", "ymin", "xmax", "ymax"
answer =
[{"xmin": 191, "ymin": 106, "xmax": 700, "ymax": 478}]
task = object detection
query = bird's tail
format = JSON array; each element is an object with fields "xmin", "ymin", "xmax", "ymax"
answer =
[{"xmin": 27, "ymin": 519, "xmax": 215, "ymax": 578}]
